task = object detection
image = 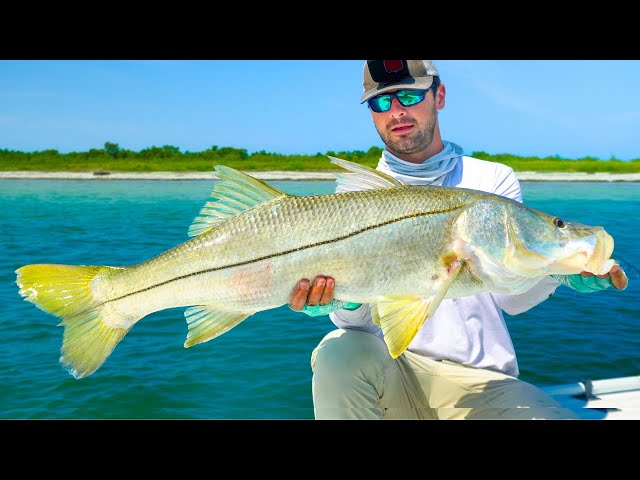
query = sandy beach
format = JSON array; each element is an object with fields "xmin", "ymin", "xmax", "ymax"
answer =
[{"xmin": 1, "ymin": 170, "xmax": 640, "ymax": 182}]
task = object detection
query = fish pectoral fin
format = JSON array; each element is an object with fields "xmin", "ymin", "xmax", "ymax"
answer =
[
  {"xmin": 188, "ymin": 166, "xmax": 289, "ymax": 237},
  {"xmin": 328, "ymin": 156, "xmax": 406, "ymax": 192},
  {"xmin": 183, "ymin": 306, "xmax": 252, "ymax": 347},
  {"xmin": 372, "ymin": 259, "xmax": 464, "ymax": 358}
]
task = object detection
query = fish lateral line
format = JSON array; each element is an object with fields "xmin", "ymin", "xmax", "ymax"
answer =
[{"xmin": 99, "ymin": 203, "xmax": 468, "ymax": 305}]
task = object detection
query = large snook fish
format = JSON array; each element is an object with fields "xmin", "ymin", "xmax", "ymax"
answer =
[{"xmin": 16, "ymin": 157, "xmax": 616, "ymax": 379}]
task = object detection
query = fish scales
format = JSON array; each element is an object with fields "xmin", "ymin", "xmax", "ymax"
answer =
[{"xmin": 98, "ymin": 186, "xmax": 476, "ymax": 317}]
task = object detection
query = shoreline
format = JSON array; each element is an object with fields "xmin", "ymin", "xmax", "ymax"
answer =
[{"xmin": 1, "ymin": 170, "xmax": 640, "ymax": 182}]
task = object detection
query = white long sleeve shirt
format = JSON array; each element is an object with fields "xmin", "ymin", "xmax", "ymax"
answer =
[{"xmin": 329, "ymin": 155, "xmax": 561, "ymax": 377}]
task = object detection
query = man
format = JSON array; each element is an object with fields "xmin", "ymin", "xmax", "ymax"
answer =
[{"xmin": 289, "ymin": 60, "xmax": 628, "ymax": 420}]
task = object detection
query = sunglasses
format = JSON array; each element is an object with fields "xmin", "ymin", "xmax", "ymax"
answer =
[{"xmin": 367, "ymin": 88, "xmax": 431, "ymax": 113}]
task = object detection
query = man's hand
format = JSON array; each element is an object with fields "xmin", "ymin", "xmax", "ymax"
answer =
[
  {"xmin": 553, "ymin": 263, "xmax": 628, "ymax": 293},
  {"xmin": 581, "ymin": 263, "xmax": 628, "ymax": 290},
  {"xmin": 289, "ymin": 275, "xmax": 335, "ymax": 311},
  {"xmin": 288, "ymin": 276, "xmax": 361, "ymax": 317}
]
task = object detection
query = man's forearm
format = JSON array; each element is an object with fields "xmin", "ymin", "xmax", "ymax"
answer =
[{"xmin": 491, "ymin": 276, "xmax": 561, "ymax": 315}]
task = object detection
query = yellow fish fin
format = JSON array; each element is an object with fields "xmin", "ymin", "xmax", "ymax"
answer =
[
  {"xmin": 15, "ymin": 263, "xmax": 133, "ymax": 379},
  {"xmin": 328, "ymin": 156, "xmax": 406, "ymax": 192},
  {"xmin": 188, "ymin": 165, "xmax": 289, "ymax": 237},
  {"xmin": 183, "ymin": 305, "xmax": 252, "ymax": 347},
  {"xmin": 372, "ymin": 259, "xmax": 464, "ymax": 358},
  {"xmin": 371, "ymin": 296, "xmax": 433, "ymax": 358}
]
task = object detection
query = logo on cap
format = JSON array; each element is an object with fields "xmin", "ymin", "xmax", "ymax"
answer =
[
  {"xmin": 383, "ymin": 60, "xmax": 404, "ymax": 73},
  {"xmin": 368, "ymin": 60, "xmax": 411, "ymax": 84}
]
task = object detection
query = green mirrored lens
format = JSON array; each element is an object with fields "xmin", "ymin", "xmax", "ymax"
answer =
[
  {"xmin": 369, "ymin": 89, "xmax": 427, "ymax": 112},
  {"xmin": 371, "ymin": 95, "xmax": 392, "ymax": 112},
  {"xmin": 396, "ymin": 90, "xmax": 425, "ymax": 106}
]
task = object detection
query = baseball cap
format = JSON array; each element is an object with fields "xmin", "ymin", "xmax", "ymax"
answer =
[{"xmin": 361, "ymin": 60, "xmax": 439, "ymax": 104}]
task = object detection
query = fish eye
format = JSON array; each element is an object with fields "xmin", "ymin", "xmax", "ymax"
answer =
[{"xmin": 553, "ymin": 217, "xmax": 566, "ymax": 228}]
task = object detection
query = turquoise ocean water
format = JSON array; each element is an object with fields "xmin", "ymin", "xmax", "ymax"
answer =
[{"xmin": 0, "ymin": 179, "xmax": 638, "ymax": 419}]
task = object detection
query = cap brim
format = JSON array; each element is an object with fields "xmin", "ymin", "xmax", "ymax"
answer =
[{"xmin": 360, "ymin": 76, "xmax": 435, "ymax": 103}]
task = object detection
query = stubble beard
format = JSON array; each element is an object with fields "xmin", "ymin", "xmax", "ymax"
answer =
[{"xmin": 378, "ymin": 108, "xmax": 437, "ymax": 156}]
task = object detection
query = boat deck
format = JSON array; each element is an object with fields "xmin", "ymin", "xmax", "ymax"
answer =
[{"xmin": 542, "ymin": 375, "xmax": 640, "ymax": 420}]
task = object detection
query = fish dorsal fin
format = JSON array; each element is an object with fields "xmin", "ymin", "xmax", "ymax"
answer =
[
  {"xmin": 328, "ymin": 156, "xmax": 406, "ymax": 192},
  {"xmin": 188, "ymin": 165, "xmax": 289, "ymax": 237},
  {"xmin": 372, "ymin": 259, "xmax": 464, "ymax": 358}
]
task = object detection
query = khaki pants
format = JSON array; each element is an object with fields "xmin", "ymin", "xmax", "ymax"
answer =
[{"xmin": 311, "ymin": 329, "xmax": 578, "ymax": 420}]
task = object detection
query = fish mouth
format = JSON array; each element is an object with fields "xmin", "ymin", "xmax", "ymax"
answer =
[
  {"xmin": 553, "ymin": 229, "xmax": 615, "ymax": 275},
  {"xmin": 584, "ymin": 229, "xmax": 615, "ymax": 275},
  {"xmin": 503, "ymin": 223, "xmax": 615, "ymax": 277}
]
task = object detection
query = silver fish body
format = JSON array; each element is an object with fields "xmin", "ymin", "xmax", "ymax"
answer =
[
  {"xmin": 100, "ymin": 186, "xmax": 478, "ymax": 316},
  {"xmin": 16, "ymin": 158, "xmax": 616, "ymax": 378}
]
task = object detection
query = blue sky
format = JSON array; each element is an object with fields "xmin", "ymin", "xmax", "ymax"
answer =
[{"xmin": 1, "ymin": 60, "xmax": 639, "ymax": 160}]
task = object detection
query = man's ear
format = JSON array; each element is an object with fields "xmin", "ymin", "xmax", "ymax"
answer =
[{"xmin": 436, "ymin": 83, "xmax": 446, "ymax": 111}]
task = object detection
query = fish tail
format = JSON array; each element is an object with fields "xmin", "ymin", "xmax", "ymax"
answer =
[{"xmin": 16, "ymin": 263, "xmax": 131, "ymax": 379}]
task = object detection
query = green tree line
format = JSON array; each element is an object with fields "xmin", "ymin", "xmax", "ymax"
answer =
[{"xmin": 0, "ymin": 143, "xmax": 638, "ymax": 173}]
